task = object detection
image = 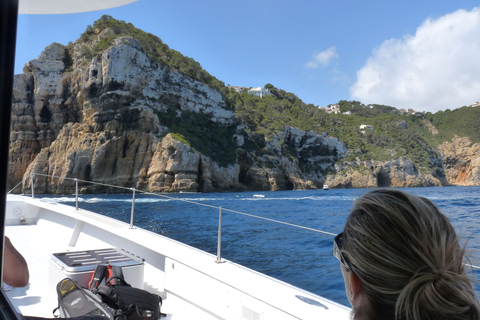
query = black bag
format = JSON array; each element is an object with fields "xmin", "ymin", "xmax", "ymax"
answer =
[
  {"xmin": 55, "ymin": 264, "xmax": 163, "ymax": 320},
  {"xmin": 96, "ymin": 285, "xmax": 162, "ymax": 320},
  {"xmin": 54, "ymin": 277, "xmax": 113, "ymax": 319},
  {"xmin": 89, "ymin": 264, "xmax": 163, "ymax": 320}
]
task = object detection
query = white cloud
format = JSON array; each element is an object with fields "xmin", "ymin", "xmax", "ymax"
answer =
[
  {"xmin": 350, "ymin": 7, "xmax": 480, "ymax": 112},
  {"xmin": 306, "ymin": 46, "xmax": 339, "ymax": 68}
]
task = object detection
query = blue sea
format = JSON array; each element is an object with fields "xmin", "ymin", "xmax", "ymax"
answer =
[{"xmin": 42, "ymin": 186, "xmax": 480, "ymax": 307}]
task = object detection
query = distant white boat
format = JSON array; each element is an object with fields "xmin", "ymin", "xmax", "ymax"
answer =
[
  {"xmin": 323, "ymin": 184, "xmax": 329, "ymax": 190},
  {"xmin": 253, "ymin": 194, "xmax": 265, "ymax": 198}
]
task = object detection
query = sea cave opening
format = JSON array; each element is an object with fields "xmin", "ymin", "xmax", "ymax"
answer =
[
  {"xmin": 285, "ymin": 179, "xmax": 294, "ymax": 190},
  {"xmin": 376, "ymin": 171, "xmax": 391, "ymax": 187}
]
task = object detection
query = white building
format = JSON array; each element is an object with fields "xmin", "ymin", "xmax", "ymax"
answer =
[
  {"xmin": 325, "ymin": 104, "xmax": 341, "ymax": 114},
  {"xmin": 359, "ymin": 124, "xmax": 374, "ymax": 134},
  {"xmin": 229, "ymin": 86, "xmax": 246, "ymax": 93},
  {"xmin": 247, "ymin": 87, "xmax": 271, "ymax": 98},
  {"xmin": 399, "ymin": 108, "xmax": 424, "ymax": 117}
]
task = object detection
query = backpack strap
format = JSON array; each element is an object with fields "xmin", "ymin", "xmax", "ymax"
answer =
[
  {"xmin": 112, "ymin": 265, "xmax": 124, "ymax": 278},
  {"xmin": 89, "ymin": 264, "xmax": 131, "ymax": 291},
  {"xmin": 89, "ymin": 264, "xmax": 108, "ymax": 291},
  {"xmin": 106, "ymin": 276, "xmax": 130, "ymax": 287},
  {"xmin": 96, "ymin": 284, "xmax": 126, "ymax": 310},
  {"xmin": 108, "ymin": 265, "xmax": 130, "ymax": 287}
]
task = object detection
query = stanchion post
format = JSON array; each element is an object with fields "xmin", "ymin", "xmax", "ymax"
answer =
[
  {"xmin": 75, "ymin": 178, "xmax": 79, "ymax": 210},
  {"xmin": 30, "ymin": 173, "xmax": 34, "ymax": 198},
  {"xmin": 216, "ymin": 206, "xmax": 222, "ymax": 263},
  {"xmin": 129, "ymin": 188, "xmax": 135, "ymax": 229}
]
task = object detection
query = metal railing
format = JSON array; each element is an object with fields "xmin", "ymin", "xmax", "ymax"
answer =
[
  {"xmin": 11, "ymin": 173, "xmax": 336, "ymax": 264},
  {"xmin": 8, "ymin": 172, "xmax": 480, "ymax": 271}
]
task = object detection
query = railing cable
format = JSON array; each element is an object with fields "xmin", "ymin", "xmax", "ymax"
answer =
[
  {"xmin": 21, "ymin": 173, "xmax": 480, "ymax": 269},
  {"xmin": 7, "ymin": 180, "xmax": 23, "ymax": 194},
  {"xmin": 136, "ymin": 190, "xmax": 336, "ymax": 236}
]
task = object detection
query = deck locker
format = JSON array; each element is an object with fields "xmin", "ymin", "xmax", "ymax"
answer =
[{"xmin": 49, "ymin": 248, "xmax": 144, "ymax": 289}]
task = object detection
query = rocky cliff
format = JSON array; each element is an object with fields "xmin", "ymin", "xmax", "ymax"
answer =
[
  {"xmin": 9, "ymin": 35, "xmax": 345, "ymax": 193},
  {"xmin": 326, "ymin": 157, "xmax": 445, "ymax": 188},
  {"xmin": 8, "ymin": 28, "xmax": 480, "ymax": 193},
  {"xmin": 438, "ymin": 136, "xmax": 480, "ymax": 186}
]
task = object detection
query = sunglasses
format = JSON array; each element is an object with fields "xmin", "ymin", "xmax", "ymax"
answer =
[{"xmin": 333, "ymin": 232, "xmax": 351, "ymax": 271}]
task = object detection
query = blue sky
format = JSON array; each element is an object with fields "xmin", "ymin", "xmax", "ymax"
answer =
[{"xmin": 15, "ymin": 0, "xmax": 480, "ymax": 113}]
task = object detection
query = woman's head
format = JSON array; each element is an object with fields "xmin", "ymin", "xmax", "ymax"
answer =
[{"xmin": 338, "ymin": 189, "xmax": 479, "ymax": 320}]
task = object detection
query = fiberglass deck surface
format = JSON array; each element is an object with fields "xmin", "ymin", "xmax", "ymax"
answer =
[{"xmin": 4, "ymin": 220, "xmax": 205, "ymax": 319}]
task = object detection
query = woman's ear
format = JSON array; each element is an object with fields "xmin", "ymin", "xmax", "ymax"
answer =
[{"xmin": 349, "ymin": 271, "xmax": 363, "ymax": 301}]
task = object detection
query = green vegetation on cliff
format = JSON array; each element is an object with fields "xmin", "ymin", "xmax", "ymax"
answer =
[
  {"xmin": 78, "ymin": 15, "xmax": 227, "ymax": 96},
  {"xmin": 230, "ymin": 85, "xmax": 320, "ymax": 136},
  {"xmin": 156, "ymin": 109, "xmax": 237, "ymax": 167},
  {"xmin": 426, "ymin": 106, "xmax": 480, "ymax": 144},
  {"xmin": 231, "ymin": 87, "xmax": 480, "ymax": 173}
]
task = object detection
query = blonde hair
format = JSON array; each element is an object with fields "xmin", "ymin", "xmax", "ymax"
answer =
[{"xmin": 342, "ymin": 189, "xmax": 480, "ymax": 320}]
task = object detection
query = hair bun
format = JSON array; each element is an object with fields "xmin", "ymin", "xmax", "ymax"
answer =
[{"xmin": 397, "ymin": 269, "xmax": 478, "ymax": 320}]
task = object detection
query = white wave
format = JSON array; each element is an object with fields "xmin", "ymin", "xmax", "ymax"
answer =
[
  {"xmin": 162, "ymin": 197, "xmax": 223, "ymax": 202},
  {"xmin": 238, "ymin": 196, "xmax": 355, "ymax": 201},
  {"xmin": 39, "ymin": 194, "xmax": 356, "ymax": 205},
  {"xmin": 138, "ymin": 198, "xmax": 180, "ymax": 203},
  {"xmin": 39, "ymin": 196, "xmax": 135, "ymax": 204},
  {"xmin": 85, "ymin": 198, "xmax": 103, "ymax": 203},
  {"xmin": 134, "ymin": 196, "xmax": 228, "ymax": 202},
  {"xmin": 39, "ymin": 197, "xmax": 75, "ymax": 203}
]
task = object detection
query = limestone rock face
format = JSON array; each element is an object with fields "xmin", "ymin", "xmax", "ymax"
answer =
[
  {"xmin": 38, "ymin": 42, "xmax": 68, "ymax": 61},
  {"xmin": 439, "ymin": 136, "xmax": 480, "ymax": 186},
  {"xmin": 9, "ymin": 31, "xmax": 480, "ymax": 193},
  {"xmin": 144, "ymin": 134, "xmax": 240, "ymax": 193},
  {"xmin": 9, "ymin": 43, "xmax": 75, "ymax": 189},
  {"xmin": 11, "ymin": 35, "xmax": 240, "ymax": 193},
  {"xmin": 326, "ymin": 157, "xmax": 444, "ymax": 189},
  {"xmin": 24, "ymin": 123, "xmax": 154, "ymax": 193},
  {"xmin": 238, "ymin": 127, "xmax": 347, "ymax": 191}
]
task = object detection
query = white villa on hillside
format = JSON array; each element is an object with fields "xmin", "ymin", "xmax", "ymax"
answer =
[
  {"xmin": 359, "ymin": 124, "xmax": 374, "ymax": 134},
  {"xmin": 247, "ymin": 87, "xmax": 271, "ymax": 98},
  {"xmin": 320, "ymin": 104, "xmax": 351, "ymax": 115},
  {"xmin": 399, "ymin": 108, "xmax": 424, "ymax": 117},
  {"xmin": 229, "ymin": 86, "xmax": 246, "ymax": 93},
  {"xmin": 325, "ymin": 104, "xmax": 340, "ymax": 114}
]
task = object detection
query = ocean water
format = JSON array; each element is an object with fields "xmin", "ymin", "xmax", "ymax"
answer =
[{"xmin": 41, "ymin": 186, "xmax": 480, "ymax": 307}]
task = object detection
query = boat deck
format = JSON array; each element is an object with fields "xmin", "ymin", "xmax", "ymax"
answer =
[
  {"xmin": 5, "ymin": 221, "xmax": 185, "ymax": 318},
  {"xmin": 4, "ymin": 195, "xmax": 351, "ymax": 319},
  {"xmin": 4, "ymin": 203, "xmax": 213, "ymax": 319}
]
